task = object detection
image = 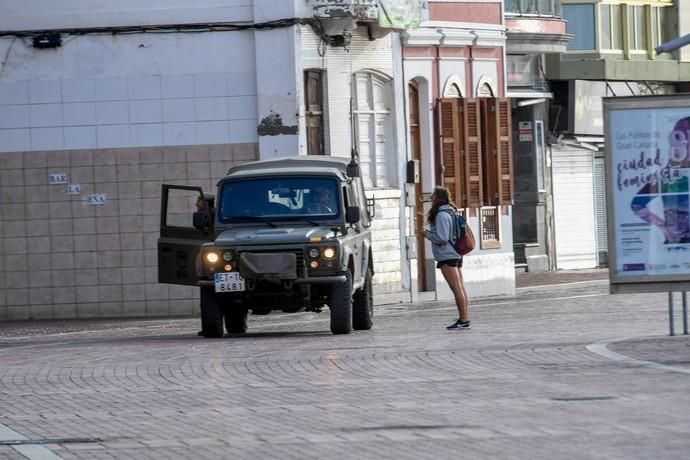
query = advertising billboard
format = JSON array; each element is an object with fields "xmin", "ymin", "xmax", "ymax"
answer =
[{"xmin": 605, "ymin": 94, "xmax": 690, "ymax": 293}]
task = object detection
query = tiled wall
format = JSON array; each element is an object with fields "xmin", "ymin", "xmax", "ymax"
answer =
[{"xmin": 0, "ymin": 143, "xmax": 258, "ymax": 320}]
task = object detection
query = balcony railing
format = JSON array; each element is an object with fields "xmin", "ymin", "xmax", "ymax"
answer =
[{"xmin": 505, "ymin": 0, "xmax": 562, "ymax": 17}]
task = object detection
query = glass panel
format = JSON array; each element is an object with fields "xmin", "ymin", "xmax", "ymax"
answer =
[
  {"xmin": 505, "ymin": 0, "xmax": 520, "ymax": 14},
  {"xmin": 564, "ymin": 4, "xmax": 596, "ymax": 50},
  {"xmin": 628, "ymin": 6, "xmax": 635, "ymax": 49},
  {"xmin": 651, "ymin": 8, "xmax": 659, "ymax": 47},
  {"xmin": 600, "ymin": 5, "xmax": 612, "ymax": 49},
  {"xmin": 659, "ymin": 6, "xmax": 676, "ymax": 44},
  {"xmin": 612, "ymin": 5, "xmax": 623, "ymax": 49},
  {"xmin": 535, "ymin": 121, "xmax": 545, "ymax": 191}
]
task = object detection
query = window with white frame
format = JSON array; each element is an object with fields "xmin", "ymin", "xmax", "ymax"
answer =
[
  {"xmin": 353, "ymin": 71, "xmax": 396, "ymax": 188},
  {"xmin": 651, "ymin": 6, "xmax": 676, "ymax": 50},
  {"xmin": 600, "ymin": 3, "xmax": 623, "ymax": 50},
  {"xmin": 627, "ymin": 5, "xmax": 648, "ymax": 51}
]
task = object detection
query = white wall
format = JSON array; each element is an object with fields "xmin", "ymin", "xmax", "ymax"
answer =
[
  {"xmin": 0, "ymin": 32, "xmax": 258, "ymax": 152},
  {"xmin": 0, "ymin": 0, "xmax": 254, "ymax": 30}
]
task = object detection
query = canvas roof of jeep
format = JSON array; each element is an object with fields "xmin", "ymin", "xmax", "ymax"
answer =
[{"xmin": 224, "ymin": 156, "xmax": 350, "ymax": 180}]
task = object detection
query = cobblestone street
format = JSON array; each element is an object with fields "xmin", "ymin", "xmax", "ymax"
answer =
[{"xmin": 1, "ymin": 278, "xmax": 689, "ymax": 459}]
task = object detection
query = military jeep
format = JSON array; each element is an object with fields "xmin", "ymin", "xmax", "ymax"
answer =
[{"xmin": 158, "ymin": 156, "xmax": 375, "ymax": 337}]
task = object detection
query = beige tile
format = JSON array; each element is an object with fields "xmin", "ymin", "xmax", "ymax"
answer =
[
  {"xmin": 143, "ymin": 231, "xmax": 158, "ymax": 249},
  {"xmin": 93, "ymin": 200, "xmax": 119, "ymax": 218},
  {"xmin": 210, "ymin": 161, "xmax": 232, "ymax": 177},
  {"xmin": 0, "ymin": 152, "xmax": 23, "ymax": 169},
  {"xmin": 6, "ymin": 306, "xmax": 30, "ymax": 320},
  {"xmin": 52, "ymin": 269, "xmax": 75, "ymax": 287},
  {"xmin": 23, "ymin": 151, "xmax": 46, "ymax": 168},
  {"xmin": 1, "ymin": 169, "xmax": 24, "ymax": 186},
  {"xmin": 29, "ymin": 269, "xmax": 52, "ymax": 287},
  {"xmin": 122, "ymin": 284, "xmax": 146, "ymax": 301},
  {"xmin": 51, "ymin": 253, "xmax": 74, "ymax": 270},
  {"xmin": 73, "ymin": 200, "xmax": 96, "ymax": 218},
  {"xmin": 118, "ymin": 181, "xmax": 142, "ymax": 199},
  {"xmin": 99, "ymin": 285, "xmax": 121, "ymax": 302},
  {"xmin": 53, "ymin": 303, "xmax": 77, "ymax": 318},
  {"xmin": 70, "ymin": 166, "xmax": 94, "ymax": 183},
  {"xmin": 4, "ymin": 237, "xmax": 27, "ymax": 255},
  {"xmin": 187, "ymin": 162, "xmax": 210, "ymax": 180},
  {"xmin": 97, "ymin": 234, "xmax": 121, "ymax": 251},
  {"xmin": 115, "ymin": 148, "xmax": 139, "ymax": 165},
  {"xmin": 46, "ymin": 150, "xmax": 70, "ymax": 167},
  {"xmin": 26, "ymin": 203, "xmax": 44, "ymax": 219},
  {"xmin": 6, "ymin": 254, "xmax": 28, "ymax": 271},
  {"xmin": 119, "ymin": 198, "xmax": 142, "ymax": 217},
  {"xmin": 30, "ymin": 288, "xmax": 52, "ymax": 305},
  {"xmin": 98, "ymin": 267, "xmax": 122, "ymax": 285},
  {"xmin": 120, "ymin": 233, "xmax": 144, "ymax": 250},
  {"xmin": 141, "ymin": 181, "xmax": 161, "ymax": 198},
  {"xmin": 3, "ymin": 220, "xmax": 27, "ymax": 237},
  {"xmin": 94, "ymin": 165, "xmax": 117, "ymax": 182},
  {"xmin": 140, "ymin": 164, "xmax": 162, "ymax": 181},
  {"xmin": 100, "ymin": 301, "xmax": 123, "ymax": 317},
  {"xmin": 51, "ymin": 235, "xmax": 75, "ymax": 253},
  {"xmin": 48, "ymin": 184, "xmax": 70, "ymax": 202},
  {"xmin": 121, "ymin": 250, "xmax": 144, "ymax": 267},
  {"xmin": 25, "ymin": 185, "xmax": 48, "ymax": 203},
  {"xmin": 0, "ymin": 306, "xmax": 5, "ymax": 319},
  {"xmin": 123, "ymin": 301, "xmax": 146, "ymax": 316},
  {"xmin": 29, "ymin": 304, "xmax": 53, "ymax": 318},
  {"xmin": 169, "ymin": 284, "xmax": 196, "ymax": 300},
  {"xmin": 75, "ymin": 268, "xmax": 98, "ymax": 286},
  {"xmin": 96, "ymin": 181, "xmax": 118, "ymax": 197},
  {"xmin": 170, "ymin": 299, "xmax": 195, "ymax": 316},
  {"xmin": 163, "ymin": 162, "xmax": 187, "ymax": 181},
  {"xmin": 141, "ymin": 198, "xmax": 159, "ymax": 217},
  {"xmin": 96, "ymin": 216, "xmax": 120, "ymax": 234},
  {"xmin": 28, "ymin": 253, "xmax": 48, "ymax": 271},
  {"xmin": 6, "ymin": 271, "xmax": 29, "ymax": 289},
  {"xmin": 144, "ymin": 266, "xmax": 158, "ymax": 284},
  {"xmin": 25, "ymin": 219, "xmax": 50, "ymax": 237},
  {"xmin": 98, "ymin": 250, "xmax": 121, "ymax": 268},
  {"xmin": 52, "ymin": 286, "xmax": 76, "ymax": 304},
  {"xmin": 145, "ymin": 283, "xmax": 168, "ymax": 300},
  {"xmin": 74, "ymin": 234, "xmax": 97, "ymax": 251},
  {"xmin": 122, "ymin": 267, "xmax": 146, "ymax": 285},
  {"xmin": 140, "ymin": 147, "xmax": 164, "ymax": 164},
  {"xmin": 117, "ymin": 164, "xmax": 141, "ymax": 181},
  {"xmin": 209, "ymin": 144, "xmax": 232, "ymax": 162},
  {"xmin": 93, "ymin": 149, "xmax": 117, "ymax": 165},
  {"xmin": 145, "ymin": 300, "xmax": 170, "ymax": 316},
  {"xmin": 27, "ymin": 236, "xmax": 51, "ymax": 253},
  {"xmin": 76, "ymin": 302, "xmax": 100, "ymax": 317},
  {"xmin": 143, "ymin": 248, "xmax": 158, "ymax": 267},
  {"xmin": 6, "ymin": 288, "xmax": 29, "ymax": 306},
  {"xmin": 2, "ymin": 204, "xmax": 26, "ymax": 219},
  {"xmin": 234, "ymin": 143, "xmax": 259, "ymax": 161},
  {"xmin": 121, "ymin": 215, "xmax": 143, "ymax": 232},
  {"xmin": 73, "ymin": 217, "xmax": 96, "ymax": 234},
  {"xmin": 142, "ymin": 215, "xmax": 159, "ymax": 233},
  {"xmin": 49, "ymin": 201, "xmax": 73, "ymax": 218},
  {"xmin": 50, "ymin": 218, "xmax": 73, "ymax": 235},
  {"xmin": 76, "ymin": 286, "xmax": 99, "ymax": 303},
  {"xmin": 69, "ymin": 149, "xmax": 93, "ymax": 166},
  {"xmin": 162, "ymin": 146, "xmax": 186, "ymax": 163},
  {"xmin": 2, "ymin": 185, "xmax": 24, "ymax": 203},
  {"xmin": 23, "ymin": 168, "xmax": 47, "ymax": 186},
  {"xmin": 74, "ymin": 252, "xmax": 98, "ymax": 270}
]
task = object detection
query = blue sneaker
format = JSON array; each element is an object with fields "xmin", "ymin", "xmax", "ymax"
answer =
[{"xmin": 446, "ymin": 319, "xmax": 471, "ymax": 330}]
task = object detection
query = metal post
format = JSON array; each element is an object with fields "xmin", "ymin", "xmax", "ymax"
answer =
[
  {"xmin": 668, "ymin": 292, "xmax": 675, "ymax": 336},
  {"xmin": 683, "ymin": 291, "xmax": 688, "ymax": 335}
]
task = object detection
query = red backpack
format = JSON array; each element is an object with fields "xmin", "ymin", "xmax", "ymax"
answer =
[{"xmin": 443, "ymin": 210, "xmax": 475, "ymax": 256}]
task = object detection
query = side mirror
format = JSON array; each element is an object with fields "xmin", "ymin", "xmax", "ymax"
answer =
[{"xmin": 346, "ymin": 206, "xmax": 361, "ymax": 224}]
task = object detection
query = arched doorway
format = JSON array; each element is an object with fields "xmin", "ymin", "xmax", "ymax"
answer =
[{"xmin": 408, "ymin": 81, "xmax": 427, "ymax": 291}]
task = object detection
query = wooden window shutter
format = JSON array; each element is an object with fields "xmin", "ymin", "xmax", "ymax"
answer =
[
  {"xmin": 463, "ymin": 99, "xmax": 483, "ymax": 208},
  {"xmin": 305, "ymin": 70, "xmax": 324, "ymax": 155},
  {"xmin": 494, "ymin": 98, "xmax": 513, "ymax": 204},
  {"xmin": 439, "ymin": 98, "xmax": 465, "ymax": 207}
]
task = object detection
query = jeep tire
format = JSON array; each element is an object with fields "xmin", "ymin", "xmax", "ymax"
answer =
[
  {"xmin": 224, "ymin": 305, "xmax": 249, "ymax": 334},
  {"xmin": 353, "ymin": 268, "xmax": 373, "ymax": 330},
  {"xmin": 329, "ymin": 272, "xmax": 353, "ymax": 335},
  {"xmin": 200, "ymin": 287, "xmax": 224, "ymax": 338}
]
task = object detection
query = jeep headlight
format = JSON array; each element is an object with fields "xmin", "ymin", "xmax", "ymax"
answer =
[
  {"xmin": 323, "ymin": 247, "xmax": 336, "ymax": 260},
  {"xmin": 308, "ymin": 248, "xmax": 320, "ymax": 259},
  {"xmin": 222, "ymin": 251, "xmax": 233, "ymax": 262},
  {"xmin": 205, "ymin": 252, "xmax": 219, "ymax": 264}
]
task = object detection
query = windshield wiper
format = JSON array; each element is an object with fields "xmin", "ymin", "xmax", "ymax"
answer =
[
  {"xmin": 278, "ymin": 216, "xmax": 322, "ymax": 226},
  {"xmin": 230, "ymin": 216, "xmax": 277, "ymax": 228}
]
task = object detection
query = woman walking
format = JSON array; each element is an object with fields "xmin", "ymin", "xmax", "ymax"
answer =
[{"xmin": 423, "ymin": 187, "xmax": 471, "ymax": 330}]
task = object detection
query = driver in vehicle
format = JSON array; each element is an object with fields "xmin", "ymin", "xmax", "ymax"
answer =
[{"xmin": 308, "ymin": 186, "xmax": 335, "ymax": 213}]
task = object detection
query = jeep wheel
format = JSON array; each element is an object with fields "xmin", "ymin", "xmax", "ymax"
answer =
[
  {"xmin": 329, "ymin": 272, "xmax": 353, "ymax": 335},
  {"xmin": 224, "ymin": 305, "xmax": 249, "ymax": 334},
  {"xmin": 353, "ymin": 268, "xmax": 373, "ymax": 330},
  {"xmin": 200, "ymin": 287, "xmax": 224, "ymax": 338}
]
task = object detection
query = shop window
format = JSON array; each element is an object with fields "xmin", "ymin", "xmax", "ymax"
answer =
[
  {"xmin": 564, "ymin": 4, "xmax": 596, "ymax": 50},
  {"xmin": 353, "ymin": 71, "xmax": 396, "ymax": 188}
]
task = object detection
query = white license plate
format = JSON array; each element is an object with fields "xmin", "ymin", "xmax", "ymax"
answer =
[{"xmin": 214, "ymin": 272, "xmax": 245, "ymax": 293}]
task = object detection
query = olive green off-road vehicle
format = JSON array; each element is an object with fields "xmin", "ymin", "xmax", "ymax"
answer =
[{"xmin": 158, "ymin": 156, "xmax": 375, "ymax": 337}]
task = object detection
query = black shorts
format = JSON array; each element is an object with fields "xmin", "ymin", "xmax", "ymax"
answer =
[{"xmin": 437, "ymin": 258, "xmax": 463, "ymax": 269}]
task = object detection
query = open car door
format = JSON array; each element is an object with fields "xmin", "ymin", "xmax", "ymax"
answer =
[{"xmin": 158, "ymin": 184, "xmax": 214, "ymax": 286}]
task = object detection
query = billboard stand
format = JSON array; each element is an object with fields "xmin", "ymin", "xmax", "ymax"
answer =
[
  {"xmin": 668, "ymin": 292, "xmax": 675, "ymax": 336},
  {"xmin": 666, "ymin": 292, "xmax": 689, "ymax": 336},
  {"xmin": 683, "ymin": 291, "xmax": 689, "ymax": 335}
]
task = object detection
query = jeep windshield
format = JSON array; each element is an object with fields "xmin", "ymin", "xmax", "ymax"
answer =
[{"xmin": 218, "ymin": 176, "xmax": 341, "ymax": 224}]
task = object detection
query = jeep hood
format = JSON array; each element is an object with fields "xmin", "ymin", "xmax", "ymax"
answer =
[{"xmin": 215, "ymin": 226, "xmax": 336, "ymax": 245}]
